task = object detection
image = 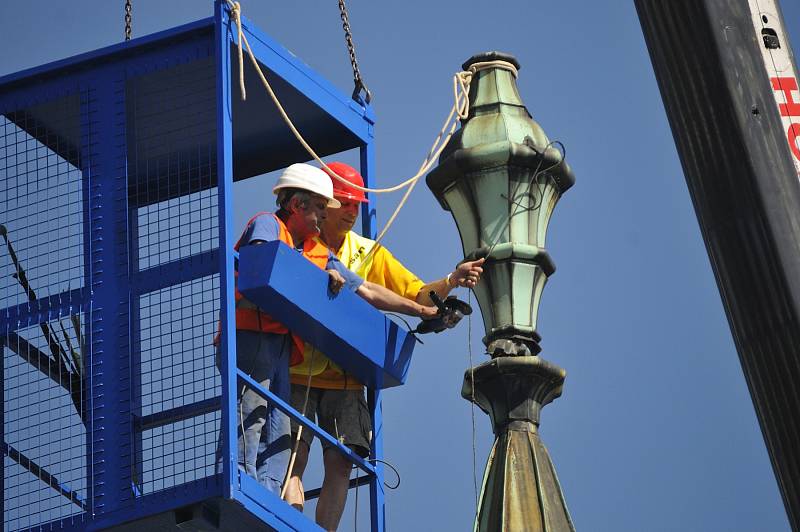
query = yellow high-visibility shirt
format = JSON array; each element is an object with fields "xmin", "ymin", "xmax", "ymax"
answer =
[{"xmin": 291, "ymin": 231, "xmax": 425, "ymax": 389}]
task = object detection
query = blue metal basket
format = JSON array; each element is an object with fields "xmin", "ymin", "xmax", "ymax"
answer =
[{"xmin": 0, "ymin": 3, "xmax": 411, "ymax": 530}]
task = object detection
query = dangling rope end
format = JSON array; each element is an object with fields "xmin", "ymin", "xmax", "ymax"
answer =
[{"xmin": 226, "ymin": 0, "xmax": 247, "ymax": 101}]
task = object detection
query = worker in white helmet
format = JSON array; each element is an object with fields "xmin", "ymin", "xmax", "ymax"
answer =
[{"xmin": 223, "ymin": 163, "xmax": 437, "ymax": 495}]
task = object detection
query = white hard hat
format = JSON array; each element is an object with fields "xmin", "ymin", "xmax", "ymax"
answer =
[{"xmin": 273, "ymin": 163, "xmax": 341, "ymax": 208}]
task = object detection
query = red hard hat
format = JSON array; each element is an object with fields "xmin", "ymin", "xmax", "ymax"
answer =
[{"xmin": 324, "ymin": 162, "xmax": 369, "ymax": 203}]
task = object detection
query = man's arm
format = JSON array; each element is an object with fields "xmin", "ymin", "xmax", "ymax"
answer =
[
  {"xmin": 243, "ymin": 214, "xmax": 281, "ymax": 245},
  {"xmin": 327, "ymin": 261, "xmax": 435, "ymax": 318},
  {"xmin": 356, "ymin": 281, "xmax": 438, "ymax": 319},
  {"xmin": 327, "ymin": 249, "xmax": 438, "ymax": 317},
  {"xmin": 369, "ymin": 245, "xmax": 485, "ymax": 305}
]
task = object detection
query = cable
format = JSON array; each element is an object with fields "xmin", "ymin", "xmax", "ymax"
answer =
[
  {"xmin": 467, "ymin": 290, "xmax": 478, "ymax": 511},
  {"xmin": 356, "ymin": 80, "xmax": 471, "ymax": 263},
  {"xmin": 240, "ymin": 401, "xmax": 247, "ymax": 472},
  {"xmin": 367, "ymin": 458, "xmax": 401, "ymax": 490},
  {"xmin": 483, "ymin": 140, "xmax": 565, "ymax": 261},
  {"xmin": 280, "ymin": 345, "xmax": 317, "ymax": 500},
  {"xmin": 383, "ymin": 312, "xmax": 424, "ymax": 344},
  {"xmin": 461, "ymin": 141, "xmax": 564, "ymax": 509},
  {"xmin": 382, "ymin": 312, "xmax": 414, "ymax": 332}
]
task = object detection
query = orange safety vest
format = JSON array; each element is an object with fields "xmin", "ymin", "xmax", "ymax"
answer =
[{"xmin": 220, "ymin": 212, "xmax": 329, "ymax": 367}]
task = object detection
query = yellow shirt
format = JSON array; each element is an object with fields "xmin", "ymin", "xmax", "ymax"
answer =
[{"xmin": 291, "ymin": 231, "xmax": 425, "ymax": 389}]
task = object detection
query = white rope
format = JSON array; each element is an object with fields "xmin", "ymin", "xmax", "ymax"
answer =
[
  {"xmin": 230, "ymin": 2, "xmax": 246, "ymax": 100},
  {"xmin": 223, "ymin": 1, "xmax": 519, "ymax": 266},
  {"xmin": 280, "ymin": 346, "xmax": 317, "ymax": 501},
  {"xmin": 356, "ymin": 61, "xmax": 516, "ymax": 261},
  {"xmin": 224, "ymin": 1, "xmax": 516, "ymax": 194}
]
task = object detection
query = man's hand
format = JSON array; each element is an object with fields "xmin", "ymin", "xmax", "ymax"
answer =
[
  {"xmin": 327, "ymin": 269, "xmax": 346, "ymax": 294},
  {"xmin": 414, "ymin": 258, "xmax": 486, "ymax": 307},
  {"xmin": 449, "ymin": 257, "xmax": 485, "ymax": 289},
  {"xmin": 418, "ymin": 305, "xmax": 439, "ymax": 320}
]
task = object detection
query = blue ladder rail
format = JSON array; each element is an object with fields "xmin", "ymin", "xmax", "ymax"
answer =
[
  {"xmin": 236, "ymin": 371, "xmax": 378, "ymax": 479},
  {"xmin": 132, "ymin": 391, "xmax": 378, "ymax": 501}
]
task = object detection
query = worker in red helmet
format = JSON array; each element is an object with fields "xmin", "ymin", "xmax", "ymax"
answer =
[{"xmin": 285, "ymin": 161, "xmax": 485, "ymax": 530}]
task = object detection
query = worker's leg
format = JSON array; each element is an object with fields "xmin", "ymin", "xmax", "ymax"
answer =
[
  {"xmin": 255, "ymin": 335, "xmax": 293, "ymax": 494},
  {"xmin": 317, "ymin": 448, "xmax": 353, "ymax": 531},
  {"xmin": 231, "ymin": 330, "xmax": 278, "ymax": 480},
  {"xmin": 285, "ymin": 384, "xmax": 321, "ymax": 509},
  {"xmin": 315, "ymin": 389, "xmax": 372, "ymax": 531},
  {"xmin": 284, "ymin": 440, "xmax": 310, "ymax": 510}
]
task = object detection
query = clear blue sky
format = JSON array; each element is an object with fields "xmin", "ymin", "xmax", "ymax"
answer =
[{"xmin": 1, "ymin": 1, "xmax": 798, "ymax": 530}]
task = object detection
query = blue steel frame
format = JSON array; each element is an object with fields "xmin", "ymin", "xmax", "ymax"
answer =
[
  {"xmin": 0, "ymin": 2, "xmax": 392, "ymax": 531},
  {"xmin": 215, "ymin": 3, "xmax": 388, "ymax": 530}
]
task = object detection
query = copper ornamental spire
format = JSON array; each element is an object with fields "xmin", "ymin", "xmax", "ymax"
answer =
[{"xmin": 427, "ymin": 52, "xmax": 575, "ymax": 531}]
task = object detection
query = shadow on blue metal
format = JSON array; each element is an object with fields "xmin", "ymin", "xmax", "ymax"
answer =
[{"xmin": 0, "ymin": 1, "xmax": 408, "ymax": 530}]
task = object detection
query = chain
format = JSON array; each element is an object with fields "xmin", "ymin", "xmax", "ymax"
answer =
[
  {"xmin": 125, "ymin": 0, "xmax": 132, "ymax": 41},
  {"xmin": 337, "ymin": 0, "xmax": 371, "ymax": 103}
]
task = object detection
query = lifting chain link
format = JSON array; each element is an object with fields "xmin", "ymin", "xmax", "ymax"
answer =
[
  {"xmin": 125, "ymin": 0, "xmax": 132, "ymax": 41},
  {"xmin": 337, "ymin": 0, "xmax": 371, "ymax": 103}
]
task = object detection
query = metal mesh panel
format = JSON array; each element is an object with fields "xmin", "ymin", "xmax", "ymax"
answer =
[
  {"xmin": 127, "ymin": 56, "xmax": 218, "ymax": 271},
  {"xmin": 137, "ymin": 188, "xmax": 219, "ymax": 270},
  {"xmin": 0, "ymin": 101, "xmax": 84, "ymax": 308},
  {"xmin": 126, "ymin": 56, "xmax": 221, "ymax": 497},
  {"xmin": 3, "ymin": 318, "xmax": 88, "ymax": 531},
  {"xmin": 139, "ymin": 411, "xmax": 220, "ymax": 495},
  {"xmin": 139, "ymin": 275, "xmax": 221, "ymax": 416},
  {"xmin": 136, "ymin": 275, "xmax": 221, "ymax": 495},
  {"xmin": 126, "ymin": 57, "xmax": 217, "ymax": 204},
  {"xmin": 1, "ymin": 96, "xmax": 88, "ymax": 532}
]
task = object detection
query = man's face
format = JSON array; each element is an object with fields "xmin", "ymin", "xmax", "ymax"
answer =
[
  {"xmin": 322, "ymin": 198, "xmax": 360, "ymax": 236},
  {"xmin": 292, "ymin": 193, "xmax": 329, "ymax": 240}
]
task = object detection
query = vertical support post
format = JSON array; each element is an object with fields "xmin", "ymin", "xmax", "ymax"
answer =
[
  {"xmin": 360, "ymin": 142, "xmax": 376, "ymax": 240},
  {"xmin": 360, "ymin": 140, "xmax": 386, "ymax": 532},
  {"xmin": 128, "ymin": 211, "xmax": 143, "ymax": 497},
  {"xmin": 215, "ymin": 0, "xmax": 238, "ymax": 499},
  {"xmin": 366, "ymin": 388, "xmax": 386, "ymax": 532},
  {"xmin": 80, "ymin": 86, "xmax": 95, "ymax": 517},
  {"xmin": 86, "ymin": 68, "xmax": 134, "ymax": 516},
  {"xmin": 0, "ymin": 317, "xmax": 4, "ymax": 523},
  {"xmin": 120, "ymin": 65, "xmax": 143, "ymax": 498}
]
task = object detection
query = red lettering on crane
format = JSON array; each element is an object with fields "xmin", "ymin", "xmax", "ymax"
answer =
[
  {"xmin": 789, "ymin": 123, "xmax": 800, "ymax": 161},
  {"xmin": 770, "ymin": 77, "xmax": 800, "ymax": 165},
  {"xmin": 771, "ymin": 77, "xmax": 800, "ymax": 117}
]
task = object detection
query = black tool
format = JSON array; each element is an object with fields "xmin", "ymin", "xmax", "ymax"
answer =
[{"xmin": 414, "ymin": 291, "xmax": 473, "ymax": 334}]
